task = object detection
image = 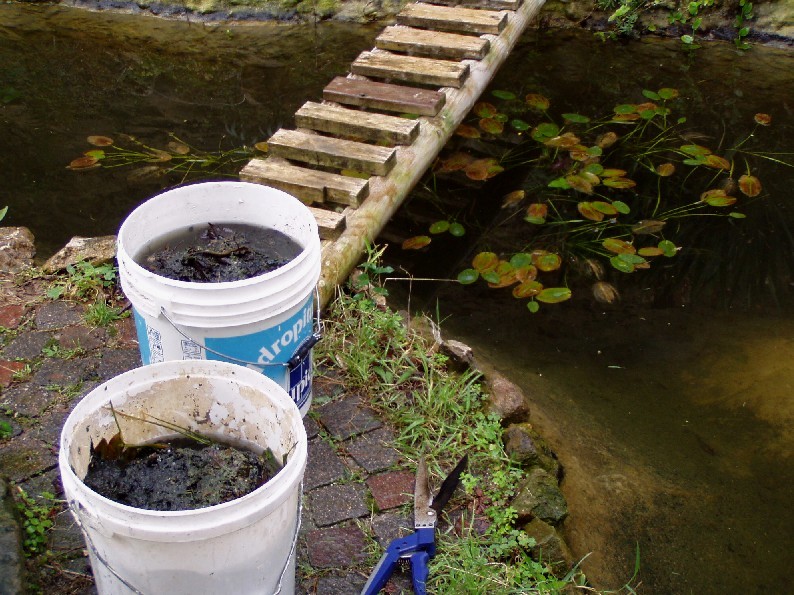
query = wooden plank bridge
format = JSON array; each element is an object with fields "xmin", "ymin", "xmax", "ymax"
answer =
[{"xmin": 240, "ymin": 0, "xmax": 546, "ymax": 307}]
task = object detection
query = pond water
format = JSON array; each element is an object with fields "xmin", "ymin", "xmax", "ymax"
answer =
[
  {"xmin": 3, "ymin": 5, "xmax": 792, "ymax": 593},
  {"xmin": 380, "ymin": 28, "xmax": 793, "ymax": 595}
]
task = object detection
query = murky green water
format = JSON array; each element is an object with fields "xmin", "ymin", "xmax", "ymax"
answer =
[
  {"xmin": 382, "ymin": 29, "xmax": 793, "ymax": 594},
  {"xmin": 0, "ymin": 3, "xmax": 379, "ymax": 257}
]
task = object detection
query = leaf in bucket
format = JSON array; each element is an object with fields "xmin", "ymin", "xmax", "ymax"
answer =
[{"xmin": 93, "ymin": 432, "xmax": 126, "ymax": 461}]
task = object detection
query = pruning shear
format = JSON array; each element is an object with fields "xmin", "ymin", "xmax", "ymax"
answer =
[{"xmin": 361, "ymin": 454, "xmax": 468, "ymax": 595}]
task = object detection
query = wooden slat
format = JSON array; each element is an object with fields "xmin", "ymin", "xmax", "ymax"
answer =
[
  {"xmin": 295, "ymin": 101, "xmax": 419, "ymax": 146},
  {"xmin": 323, "ymin": 77, "xmax": 446, "ymax": 117},
  {"xmin": 397, "ymin": 3, "xmax": 508, "ymax": 35},
  {"xmin": 352, "ymin": 50, "xmax": 469, "ymax": 89},
  {"xmin": 239, "ymin": 157, "xmax": 369, "ymax": 207},
  {"xmin": 308, "ymin": 206, "xmax": 347, "ymax": 240},
  {"xmin": 424, "ymin": 0, "xmax": 522, "ymax": 11},
  {"xmin": 376, "ymin": 25, "xmax": 490, "ymax": 61},
  {"xmin": 268, "ymin": 128, "xmax": 396, "ymax": 176}
]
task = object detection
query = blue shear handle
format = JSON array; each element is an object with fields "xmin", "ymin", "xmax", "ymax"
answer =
[{"xmin": 361, "ymin": 529, "xmax": 436, "ymax": 595}]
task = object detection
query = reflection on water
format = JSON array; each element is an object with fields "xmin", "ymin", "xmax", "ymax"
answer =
[
  {"xmin": 382, "ymin": 29, "xmax": 793, "ymax": 594},
  {"xmin": 0, "ymin": 4, "xmax": 379, "ymax": 257}
]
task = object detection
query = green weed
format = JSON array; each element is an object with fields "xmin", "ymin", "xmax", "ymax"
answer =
[
  {"xmin": 15, "ymin": 487, "xmax": 58, "ymax": 558},
  {"xmin": 84, "ymin": 300, "xmax": 129, "ymax": 327},
  {"xmin": 0, "ymin": 419, "xmax": 13, "ymax": 439},
  {"xmin": 46, "ymin": 261, "xmax": 118, "ymax": 302}
]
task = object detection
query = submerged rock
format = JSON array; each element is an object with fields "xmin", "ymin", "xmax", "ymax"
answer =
[{"xmin": 512, "ymin": 467, "xmax": 568, "ymax": 525}]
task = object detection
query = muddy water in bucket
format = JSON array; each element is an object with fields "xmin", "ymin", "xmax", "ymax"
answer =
[{"xmin": 117, "ymin": 181, "xmax": 321, "ymax": 416}]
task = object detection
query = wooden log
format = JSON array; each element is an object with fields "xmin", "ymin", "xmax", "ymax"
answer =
[
  {"xmin": 316, "ymin": 0, "xmax": 545, "ymax": 308},
  {"xmin": 268, "ymin": 128, "xmax": 396, "ymax": 176},
  {"xmin": 308, "ymin": 206, "xmax": 347, "ymax": 240},
  {"xmin": 376, "ymin": 25, "xmax": 490, "ymax": 61},
  {"xmin": 239, "ymin": 157, "xmax": 368, "ymax": 207},
  {"xmin": 351, "ymin": 50, "xmax": 469, "ymax": 89},
  {"xmin": 295, "ymin": 101, "xmax": 419, "ymax": 146},
  {"xmin": 396, "ymin": 3, "xmax": 508, "ymax": 35},
  {"xmin": 323, "ymin": 77, "xmax": 446, "ymax": 117}
]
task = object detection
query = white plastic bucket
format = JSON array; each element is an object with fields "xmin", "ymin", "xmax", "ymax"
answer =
[
  {"xmin": 59, "ymin": 360, "xmax": 308, "ymax": 595},
  {"xmin": 117, "ymin": 181, "xmax": 321, "ymax": 416}
]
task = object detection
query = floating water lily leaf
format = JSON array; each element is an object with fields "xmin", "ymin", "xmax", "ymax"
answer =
[
  {"xmin": 640, "ymin": 109, "xmax": 657, "ymax": 120},
  {"xmin": 642, "ymin": 89, "xmax": 661, "ymax": 101},
  {"xmin": 488, "ymin": 261, "xmax": 518, "ymax": 288},
  {"xmin": 658, "ymin": 88, "xmax": 679, "ymax": 100},
  {"xmin": 704, "ymin": 154, "xmax": 731, "ymax": 170},
  {"xmin": 514, "ymin": 264, "xmax": 538, "ymax": 283},
  {"xmin": 658, "ymin": 239, "xmax": 677, "ymax": 257},
  {"xmin": 632, "ymin": 219, "xmax": 666, "ymax": 235},
  {"xmin": 531, "ymin": 122, "xmax": 560, "ymax": 142},
  {"xmin": 149, "ymin": 150, "xmax": 173, "ymax": 163},
  {"xmin": 592, "ymin": 281, "xmax": 620, "ymax": 304},
  {"xmin": 729, "ymin": 212, "xmax": 746, "ymax": 219},
  {"xmin": 449, "ymin": 223, "xmax": 466, "ymax": 237},
  {"xmin": 683, "ymin": 158, "xmax": 706, "ymax": 166},
  {"xmin": 568, "ymin": 149, "xmax": 591, "ymax": 162},
  {"xmin": 168, "ymin": 141, "xmax": 191, "ymax": 155},
  {"xmin": 611, "ymin": 113, "xmax": 641, "ymax": 122},
  {"xmin": 704, "ymin": 193, "xmax": 737, "ymax": 207},
  {"xmin": 525, "ymin": 93, "xmax": 550, "ymax": 110},
  {"xmin": 613, "ymin": 201, "xmax": 631, "ymax": 214},
  {"xmin": 511, "ymin": 119, "xmax": 530, "ymax": 132},
  {"xmin": 700, "ymin": 188, "xmax": 728, "ymax": 202},
  {"xmin": 68, "ymin": 156, "xmax": 100, "ymax": 170},
  {"xmin": 536, "ymin": 287, "xmax": 572, "ymax": 304},
  {"xmin": 617, "ymin": 252, "xmax": 647, "ymax": 265},
  {"xmin": 510, "ymin": 253, "xmax": 533, "ymax": 269},
  {"xmin": 602, "ymin": 177, "xmax": 636, "ymax": 189},
  {"xmin": 603, "ymin": 237, "xmax": 635, "ymax": 254},
  {"xmin": 738, "ymin": 174, "xmax": 762, "ymax": 197},
  {"xmin": 566, "ymin": 174, "xmax": 594, "ymax": 194},
  {"xmin": 656, "ymin": 163, "xmax": 675, "ymax": 176},
  {"xmin": 527, "ymin": 300, "xmax": 540, "ymax": 313},
  {"xmin": 544, "ymin": 132, "xmax": 580, "ymax": 148},
  {"xmin": 474, "ymin": 102, "xmax": 498, "ymax": 118},
  {"xmin": 455, "ymin": 124, "xmax": 481, "ymax": 139},
  {"xmin": 473, "ymin": 251, "xmax": 500, "ymax": 273},
  {"xmin": 578, "ymin": 202, "xmax": 604, "ymax": 221},
  {"xmin": 548, "ymin": 177, "xmax": 571, "ymax": 190},
  {"xmin": 502, "ymin": 190, "xmax": 525, "ymax": 207},
  {"xmin": 429, "ymin": 220, "xmax": 450, "ymax": 234},
  {"xmin": 754, "ymin": 113, "xmax": 771, "ymax": 126},
  {"xmin": 479, "ymin": 118, "xmax": 504, "ymax": 135},
  {"xmin": 512, "ymin": 280, "xmax": 543, "ymax": 299},
  {"xmin": 526, "ymin": 203, "xmax": 548, "ymax": 222},
  {"xmin": 584, "ymin": 163, "xmax": 604, "ymax": 175},
  {"xmin": 562, "ymin": 113, "xmax": 590, "ymax": 123},
  {"xmin": 439, "ymin": 151, "xmax": 475, "ymax": 172},
  {"xmin": 402, "ymin": 236, "xmax": 431, "ymax": 250},
  {"xmin": 610, "ymin": 255, "xmax": 635, "ymax": 273},
  {"xmin": 638, "ymin": 246, "xmax": 664, "ymax": 257},
  {"xmin": 127, "ymin": 165, "xmax": 163, "ymax": 182},
  {"xmin": 655, "ymin": 107, "xmax": 672, "ymax": 117},
  {"xmin": 494, "ymin": 113, "xmax": 509, "ymax": 123},
  {"xmin": 465, "ymin": 158, "xmax": 503, "ymax": 180},
  {"xmin": 601, "ymin": 168, "xmax": 627, "ymax": 178},
  {"xmin": 492, "ymin": 89, "xmax": 516, "ymax": 100},
  {"xmin": 596, "ymin": 132, "xmax": 618, "ymax": 148},
  {"xmin": 614, "ymin": 104, "xmax": 637, "ymax": 114},
  {"xmin": 592, "ymin": 201, "xmax": 618, "ymax": 215},
  {"xmin": 84, "ymin": 150, "xmax": 105, "ymax": 159},
  {"xmin": 254, "ymin": 141, "xmax": 269, "ymax": 153},
  {"xmin": 535, "ymin": 252, "xmax": 562, "ymax": 272},
  {"xmin": 87, "ymin": 135, "xmax": 114, "ymax": 147},
  {"xmin": 586, "ymin": 146, "xmax": 603, "ymax": 157},
  {"xmin": 680, "ymin": 144, "xmax": 712, "ymax": 156},
  {"xmin": 580, "ymin": 171, "xmax": 601, "ymax": 186},
  {"xmin": 457, "ymin": 268, "xmax": 479, "ymax": 284},
  {"xmin": 482, "ymin": 270, "xmax": 501, "ymax": 284}
]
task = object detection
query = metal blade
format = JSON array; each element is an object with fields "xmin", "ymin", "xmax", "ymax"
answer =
[
  {"xmin": 430, "ymin": 454, "xmax": 468, "ymax": 514},
  {"xmin": 414, "ymin": 457, "xmax": 435, "ymax": 528}
]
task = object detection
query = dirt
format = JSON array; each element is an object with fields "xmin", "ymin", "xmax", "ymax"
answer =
[
  {"xmin": 141, "ymin": 223, "xmax": 302, "ymax": 283},
  {"xmin": 83, "ymin": 437, "xmax": 282, "ymax": 510}
]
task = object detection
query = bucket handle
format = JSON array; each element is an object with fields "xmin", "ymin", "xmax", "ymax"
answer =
[
  {"xmin": 69, "ymin": 482, "xmax": 304, "ymax": 595},
  {"xmin": 158, "ymin": 287, "xmax": 322, "ymax": 371}
]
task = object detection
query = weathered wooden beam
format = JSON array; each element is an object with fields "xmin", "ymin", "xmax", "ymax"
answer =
[
  {"xmin": 295, "ymin": 101, "xmax": 420, "ymax": 146},
  {"xmin": 239, "ymin": 157, "xmax": 368, "ymax": 207},
  {"xmin": 323, "ymin": 77, "xmax": 446, "ymax": 117},
  {"xmin": 317, "ymin": 0, "xmax": 546, "ymax": 308},
  {"xmin": 308, "ymin": 206, "xmax": 347, "ymax": 240},
  {"xmin": 351, "ymin": 49, "xmax": 469, "ymax": 89},
  {"xmin": 268, "ymin": 128, "xmax": 396, "ymax": 176},
  {"xmin": 376, "ymin": 25, "xmax": 490, "ymax": 61},
  {"xmin": 423, "ymin": 0, "xmax": 522, "ymax": 11},
  {"xmin": 396, "ymin": 3, "xmax": 508, "ymax": 35}
]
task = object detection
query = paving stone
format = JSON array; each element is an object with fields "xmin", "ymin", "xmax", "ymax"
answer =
[
  {"xmin": 305, "ymin": 524, "xmax": 369, "ymax": 569},
  {"xmin": 0, "ymin": 360, "xmax": 26, "ymax": 388},
  {"xmin": 346, "ymin": 426, "xmax": 399, "ymax": 473},
  {"xmin": 51, "ymin": 509, "xmax": 86, "ymax": 554},
  {"xmin": 0, "ymin": 330, "xmax": 53, "ymax": 360},
  {"xmin": 0, "ymin": 413, "xmax": 22, "ymax": 439},
  {"xmin": 0, "ymin": 438, "xmax": 53, "ymax": 482},
  {"xmin": 0, "ymin": 304, "xmax": 25, "ymax": 329},
  {"xmin": 315, "ymin": 573, "xmax": 367, "ymax": 594},
  {"xmin": 367, "ymin": 471, "xmax": 414, "ymax": 512},
  {"xmin": 309, "ymin": 483, "xmax": 369, "ymax": 527},
  {"xmin": 57, "ymin": 325, "xmax": 109, "ymax": 352},
  {"xmin": 305, "ymin": 438, "xmax": 347, "ymax": 490},
  {"xmin": 97, "ymin": 348, "xmax": 142, "ymax": 381},
  {"xmin": 35, "ymin": 301, "xmax": 85, "ymax": 330},
  {"xmin": 317, "ymin": 394, "xmax": 381, "ymax": 441},
  {"xmin": 303, "ymin": 415, "xmax": 320, "ymax": 440},
  {"xmin": 31, "ymin": 357, "xmax": 99, "ymax": 389},
  {"xmin": 1, "ymin": 383, "xmax": 56, "ymax": 417},
  {"xmin": 370, "ymin": 511, "xmax": 412, "ymax": 547},
  {"xmin": 0, "ymin": 477, "xmax": 23, "ymax": 595},
  {"xmin": 111, "ymin": 316, "xmax": 138, "ymax": 349},
  {"xmin": 32, "ymin": 406, "xmax": 70, "ymax": 447}
]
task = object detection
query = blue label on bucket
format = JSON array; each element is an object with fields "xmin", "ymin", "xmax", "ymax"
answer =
[{"xmin": 204, "ymin": 295, "xmax": 314, "ymax": 408}]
